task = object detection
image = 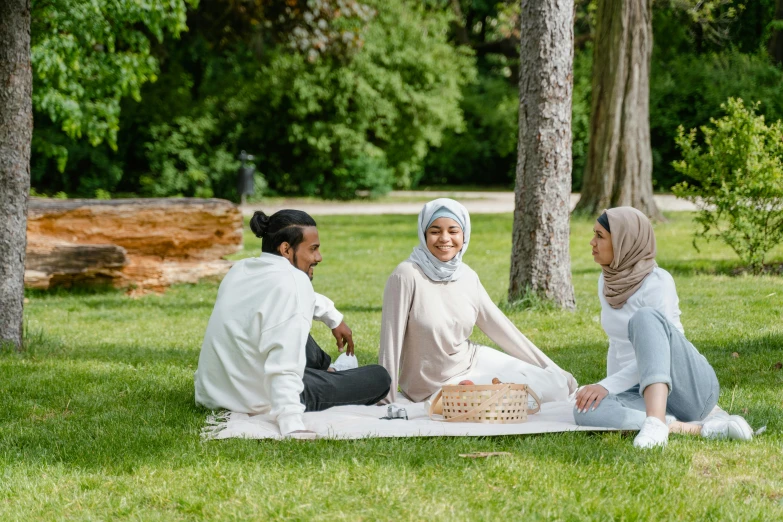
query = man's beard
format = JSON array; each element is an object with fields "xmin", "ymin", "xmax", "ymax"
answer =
[{"xmin": 293, "ymin": 251, "xmax": 314, "ymax": 281}]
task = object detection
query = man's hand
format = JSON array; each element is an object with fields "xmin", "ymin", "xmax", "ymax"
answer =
[
  {"xmin": 574, "ymin": 384, "xmax": 609, "ymax": 413},
  {"xmin": 331, "ymin": 321, "xmax": 355, "ymax": 356}
]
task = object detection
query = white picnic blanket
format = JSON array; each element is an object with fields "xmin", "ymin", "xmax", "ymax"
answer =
[{"xmin": 201, "ymin": 399, "xmax": 615, "ymax": 440}]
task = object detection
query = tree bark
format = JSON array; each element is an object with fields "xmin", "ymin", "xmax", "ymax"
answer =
[
  {"xmin": 574, "ymin": 0, "xmax": 663, "ymax": 220},
  {"xmin": 769, "ymin": 0, "xmax": 783, "ymax": 66},
  {"xmin": 0, "ymin": 0, "xmax": 33, "ymax": 349},
  {"xmin": 509, "ymin": 0, "xmax": 576, "ymax": 309}
]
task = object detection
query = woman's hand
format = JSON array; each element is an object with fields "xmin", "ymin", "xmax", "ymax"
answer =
[{"xmin": 575, "ymin": 384, "xmax": 609, "ymax": 413}]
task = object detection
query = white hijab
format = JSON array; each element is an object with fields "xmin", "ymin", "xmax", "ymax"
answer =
[{"xmin": 408, "ymin": 198, "xmax": 471, "ymax": 282}]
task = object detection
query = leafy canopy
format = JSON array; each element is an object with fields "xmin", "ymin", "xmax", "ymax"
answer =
[{"xmin": 31, "ymin": 0, "xmax": 198, "ymax": 171}]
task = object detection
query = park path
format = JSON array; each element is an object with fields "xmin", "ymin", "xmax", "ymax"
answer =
[{"xmin": 242, "ymin": 191, "xmax": 697, "ymax": 216}]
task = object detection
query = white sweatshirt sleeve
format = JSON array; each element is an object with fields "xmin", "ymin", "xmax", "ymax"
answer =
[
  {"xmin": 598, "ymin": 270, "xmax": 682, "ymax": 394},
  {"xmin": 262, "ymin": 311, "xmax": 310, "ymax": 435},
  {"xmin": 641, "ymin": 272, "xmax": 684, "ymax": 334},
  {"xmin": 475, "ymin": 280, "xmax": 578, "ymax": 394},
  {"xmin": 598, "ymin": 360, "xmax": 640, "ymax": 395},
  {"xmin": 313, "ymin": 292, "xmax": 344, "ymax": 329},
  {"xmin": 378, "ymin": 268, "xmax": 415, "ymax": 404}
]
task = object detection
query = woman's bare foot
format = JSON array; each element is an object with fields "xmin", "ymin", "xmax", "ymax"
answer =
[{"xmin": 668, "ymin": 420, "xmax": 703, "ymax": 436}]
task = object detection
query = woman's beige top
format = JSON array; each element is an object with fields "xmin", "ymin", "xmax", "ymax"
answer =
[{"xmin": 378, "ymin": 261, "xmax": 576, "ymax": 403}]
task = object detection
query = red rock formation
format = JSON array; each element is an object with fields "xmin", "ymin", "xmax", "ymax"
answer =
[{"xmin": 25, "ymin": 198, "xmax": 243, "ymax": 292}]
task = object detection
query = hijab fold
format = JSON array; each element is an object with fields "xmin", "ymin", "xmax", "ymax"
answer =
[
  {"xmin": 408, "ymin": 198, "xmax": 471, "ymax": 282},
  {"xmin": 602, "ymin": 207, "xmax": 657, "ymax": 309}
]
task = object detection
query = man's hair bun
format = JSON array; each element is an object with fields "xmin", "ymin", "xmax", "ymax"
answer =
[{"xmin": 249, "ymin": 211, "xmax": 271, "ymax": 238}]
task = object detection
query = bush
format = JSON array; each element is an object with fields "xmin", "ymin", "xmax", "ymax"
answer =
[
  {"xmin": 419, "ymin": 71, "xmax": 518, "ymax": 188},
  {"xmin": 419, "ymin": 46, "xmax": 592, "ymax": 191},
  {"xmin": 672, "ymin": 98, "xmax": 783, "ymax": 272},
  {"xmin": 243, "ymin": 0, "xmax": 474, "ymax": 198},
  {"xmin": 651, "ymin": 50, "xmax": 783, "ymax": 189},
  {"xmin": 142, "ymin": 113, "xmax": 243, "ymax": 199}
]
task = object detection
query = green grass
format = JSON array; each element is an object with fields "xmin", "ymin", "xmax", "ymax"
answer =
[
  {"xmin": 3, "ymin": 212, "xmax": 783, "ymax": 520},
  {"xmin": 245, "ymin": 190, "xmax": 494, "ymax": 207}
]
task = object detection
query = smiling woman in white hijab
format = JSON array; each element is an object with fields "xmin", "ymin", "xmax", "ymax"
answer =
[{"xmin": 378, "ymin": 198, "xmax": 578, "ymax": 405}]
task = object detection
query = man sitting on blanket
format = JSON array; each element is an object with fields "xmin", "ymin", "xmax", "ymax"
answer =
[{"xmin": 194, "ymin": 209, "xmax": 391, "ymax": 437}]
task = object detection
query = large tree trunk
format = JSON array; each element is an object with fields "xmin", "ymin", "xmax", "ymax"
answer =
[
  {"xmin": 770, "ymin": 0, "xmax": 783, "ymax": 66},
  {"xmin": 574, "ymin": 0, "xmax": 663, "ymax": 220},
  {"xmin": 509, "ymin": 0, "xmax": 576, "ymax": 309},
  {"xmin": 0, "ymin": 0, "xmax": 33, "ymax": 349}
]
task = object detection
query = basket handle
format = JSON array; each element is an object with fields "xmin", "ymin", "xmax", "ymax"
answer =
[
  {"xmin": 428, "ymin": 389, "xmax": 444, "ymax": 419},
  {"xmin": 526, "ymin": 387, "xmax": 542, "ymax": 415},
  {"xmin": 441, "ymin": 384, "xmax": 513, "ymax": 423}
]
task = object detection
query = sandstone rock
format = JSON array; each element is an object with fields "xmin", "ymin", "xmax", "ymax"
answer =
[{"xmin": 25, "ymin": 198, "xmax": 243, "ymax": 292}]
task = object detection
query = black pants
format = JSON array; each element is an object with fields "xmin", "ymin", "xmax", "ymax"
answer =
[{"xmin": 300, "ymin": 335, "xmax": 391, "ymax": 412}]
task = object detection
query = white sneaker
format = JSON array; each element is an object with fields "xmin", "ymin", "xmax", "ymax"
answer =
[
  {"xmin": 329, "ymin": 353, "xmax": 359, "ymax": 372},
  {"xmin": 634, "ymin": 416, "xmax": 669, "ymax": 449},
  {"xmin": 701, "ymin": 415, "xmax": 753, "ymax": 441}
]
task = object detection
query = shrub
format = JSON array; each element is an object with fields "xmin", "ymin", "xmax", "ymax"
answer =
[
  {"xmin": 244, "ymin": 0, "xmax": 474, "ymax": 198},
  {"xmin": 651, "ymin": 50, "xmax": 783, "ymax": 189},
  {"xmin": 672, "ymin": 98, "xmax": 783, "ymax": 273},
  {"xmin": 419, "ymin": 46, "xmax": 592, "ymax": 191}
]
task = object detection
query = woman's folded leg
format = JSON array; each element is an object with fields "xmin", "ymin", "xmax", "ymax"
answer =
[
  {"xmin": 452, "ymin": 345, "xmax": 570, "ymax": 403},
  {"xmin": 573, "ymin": 387, "xmax": 648, "ymax": 429}
]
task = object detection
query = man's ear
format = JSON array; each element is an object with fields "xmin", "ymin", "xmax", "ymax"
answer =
[{"xmin": 277, "ymin": 241, "xmax": 293, "ymax": 261}]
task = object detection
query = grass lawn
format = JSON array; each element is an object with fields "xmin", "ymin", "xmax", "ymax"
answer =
[{"xmin": 2, "ymin": 212, "xmax": 783, "ymax": 520}]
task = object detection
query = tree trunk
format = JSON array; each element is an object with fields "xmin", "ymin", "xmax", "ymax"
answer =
[
  {"xmin": 769, "ymin": 0, "xmax": 783, "ymax": 66},
  {"xmin": 509, "ymin": 0, "xmax": 576, "ymax": 309},
  {"xmin": 574, "ymin": 0, "xmax": 663, "ymax": 220},
  {"xmin": 0, "ymin": 0, "xmax": 33, "ymax": 350}
]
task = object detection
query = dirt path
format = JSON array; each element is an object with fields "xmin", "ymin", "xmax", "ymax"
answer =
[{"xmin": 241, "ymin": 191, "xmax": 697, "ymax": 216}]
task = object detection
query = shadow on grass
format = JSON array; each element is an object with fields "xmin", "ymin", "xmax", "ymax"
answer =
[
  {"xmin": 25, "ymin": 285, "xmax": 127, "ymax": 299},
  {"xmin": 335, "ymin": 305, "xmax": 383, "ymax": 313},
  {"xmin": 662, "ymin": 259, "xmax": 782, "ymax": 277}
]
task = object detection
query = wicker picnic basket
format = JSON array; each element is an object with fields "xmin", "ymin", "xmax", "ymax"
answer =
[{"xmin": 428, "ymin": 383, "xmax": 541, "ymax": 424}]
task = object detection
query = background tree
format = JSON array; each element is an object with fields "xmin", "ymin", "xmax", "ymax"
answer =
[
  {"xmin": 574, "ymin": 0, "xmax": 663, "ymax": 219},
  {"xmin": 0, "ymin": 0, "xmax": 33, "ymax": 349},
  {"xmin": 770, "ymin": 0, "xmax": 783, "ymax": 65},
  {"xmin": 420, "ymin": 0, "xmax": 594, "ymax": 189},
  {"xmin": 22, "ymin": 0, "xmax": 783, "ymax": 200},
  {"xmin": 509, "ymin": 0, "xmax": 576, "ymax": 309}
]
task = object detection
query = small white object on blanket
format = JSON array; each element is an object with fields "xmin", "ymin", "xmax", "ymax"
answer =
[
  {"xmin": 202, "ymin": 399, "xmax": 616, "ymax": 441},
  {"xmin": 329, "ymin": 353, "xmax": 358, "ymax": 372}
]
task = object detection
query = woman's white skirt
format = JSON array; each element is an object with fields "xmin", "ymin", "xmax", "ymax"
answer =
[{"xmin": 445, "ymin": 345, "xmax": 571, "ymax": 404}]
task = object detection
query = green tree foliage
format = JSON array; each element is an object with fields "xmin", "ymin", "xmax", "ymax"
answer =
[
  {"xmin": 673, "ymin": 98, "xmax": 783, "ymax": 272},
  {"xmin": 26, "ymin": 0, "xmax": 783, "ymax": 198},
  {"xmin": 650, "ymin": 1, "xmax": 783, "ymax": 189},
  {"xmin": 243, "ymin": 0, "xmax": 474, "ymax": 197},
  {"xmin": 30, "ymin": 0, "xmax": 472, "ymax": 199},
  {"xmin": 420, "ymin": 47, "xmax": 592, "ymax": 191},
  {"xmin": 31, "ymin": 0, "xmax": 196, "ymax": 179}
]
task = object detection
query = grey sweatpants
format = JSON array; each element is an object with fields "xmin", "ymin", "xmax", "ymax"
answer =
[{"xmin": 574, "ymin": 307, "xmax": 720, "ymax": 430}]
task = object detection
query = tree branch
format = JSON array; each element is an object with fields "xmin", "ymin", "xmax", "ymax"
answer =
[{"xmin": 449, "ymin": 0, "xmax": 471, "ymax": 46}]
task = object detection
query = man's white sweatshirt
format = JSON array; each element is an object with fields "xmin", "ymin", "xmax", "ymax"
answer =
[{"xmin": 194, "ymin": 253, "xmax": 343, "ymax": 435}]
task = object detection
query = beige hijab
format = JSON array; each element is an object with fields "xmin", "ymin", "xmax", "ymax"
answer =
[{"xmin": 601, "ymin": 207, "xmax": 657, "ymax": 309}]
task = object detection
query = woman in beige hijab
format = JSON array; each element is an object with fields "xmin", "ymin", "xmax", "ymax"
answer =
[{"xmin": 573, "ymin": 207, "xmax": 754, "ymax": 448}]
